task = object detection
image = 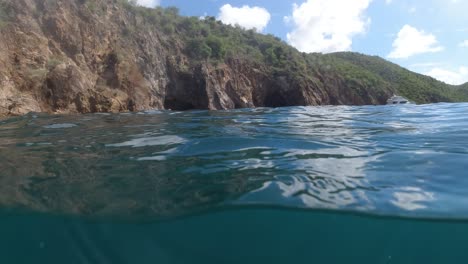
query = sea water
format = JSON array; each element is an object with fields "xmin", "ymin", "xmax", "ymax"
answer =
[{"xmin": 1, "ymin": 103, "xmax": 468, "ymax": 263}]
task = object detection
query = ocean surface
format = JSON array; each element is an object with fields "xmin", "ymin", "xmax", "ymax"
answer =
[{"xmin": 1, "ymin": 103, "xmax": 468, "ymax": 263}]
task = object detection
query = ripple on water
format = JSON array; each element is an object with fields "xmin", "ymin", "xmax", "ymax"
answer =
[
  {"xmin": 0, "ymin": 103, "xmax": 468, "ymax": 220},
  {"xmin": 106, "ymin": 135, "xmax": 187, "ymax": 148},
  {"xmin": 43, "ymin": 123, "xmax": 77, "ymax": 129}
]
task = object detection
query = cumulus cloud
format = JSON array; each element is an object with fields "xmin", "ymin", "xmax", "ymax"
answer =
[
  {"xmin": 217, "ymin": 4, "xmax": 271, "ymax": 32},
  {"xmin": 136, "ymin": 0, "xmax": 161, "ymax": 8},
  {"xmin": 459, "ymin": 40, "xmax": 468, "ymax": 48},
  {"xmin": 388, "ymin": 25, "xmax": 444, "ymax": 59},
  {"xmin": 424, "ymin": 67, "xmax": 468, "ymax": 85},
  {"xmin": 285, "ymin": 0, "xmax": 372, "ymax": 53}
]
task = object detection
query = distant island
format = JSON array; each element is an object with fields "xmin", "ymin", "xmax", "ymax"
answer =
[{"xmin": 1, "ymin": 0, "xmax": 467, "ymax": 117}]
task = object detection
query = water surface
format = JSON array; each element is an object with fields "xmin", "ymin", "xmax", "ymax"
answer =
[{"xmin": 1, "ymin": 103, "xmax": 468, "ymax": 263}]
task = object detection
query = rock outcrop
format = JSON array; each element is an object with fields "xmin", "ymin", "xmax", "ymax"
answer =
[{"xmin": 0, "ymin": 0, "xmax": 464, "ymax": 117}]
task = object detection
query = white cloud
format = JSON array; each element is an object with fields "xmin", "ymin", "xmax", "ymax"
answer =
[
  {"xmin": 388, "ymin": 25, "xmax": 444, "ymax": 59},
  {"xmin": 385, "ymin": 0, "xmax": 393, "ymax": 4},
  {"xmin": 136, "ymin": 0, "xmax": 161, "ymax": 8},
  {"xmin": 217, "ymin": 4, "xmax": 271, "ymax": 32},
  {"xmin": 424, "ymin": 67, "xmax": 468, "ymax": 85},
  {"xmin": 285, "ymin": 0, "xmax": 372, "ymax": 53},
  {"xmin": 459, "ymin": 40, "xmax": 468, "ymax": 48}
]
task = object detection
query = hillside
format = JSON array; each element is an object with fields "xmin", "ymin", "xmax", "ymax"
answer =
[
  {"xmin": 330, "ymin": 52, "xmax": 468, "ymax": 104},
  {"xmin": 0, "ymin": 0, "xmax": 467, "ymax": 116}
]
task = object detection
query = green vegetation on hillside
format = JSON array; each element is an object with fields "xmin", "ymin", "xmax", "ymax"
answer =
[
  {"xmin": 329, "ymin": 52, "xmax": 468, "ymax": 103},
  {"xmin": 99, "ymin": 1, "xmax": 309, "ymax": 71},
  {"xmin": 86, "ymin": 0, "xmax": 468, "ymax": 104}
]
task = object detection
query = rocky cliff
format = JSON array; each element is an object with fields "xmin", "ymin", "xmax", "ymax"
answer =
[{"xmin": 0, "ymin": 0, "xmax": 466, "ymax": 117}]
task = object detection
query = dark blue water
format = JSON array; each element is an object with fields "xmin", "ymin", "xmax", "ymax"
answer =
[{"xmin": 1, "ymin": 103, "xmax": 468, "ymax": 263}]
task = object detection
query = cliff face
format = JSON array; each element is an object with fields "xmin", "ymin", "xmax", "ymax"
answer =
[
  {"xmin": 0, "ymin": 0, "xmax": 462, "ymax": 117},
  {"xmin": 1, "ymin": 0, "xmax": 167, "ymax": 116},
  {"xmin": 0, "ymin": 0, "xmax": 394, "ymax": 117}
]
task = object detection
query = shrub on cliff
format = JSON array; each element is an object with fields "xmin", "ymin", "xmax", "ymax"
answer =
[
  {"xmin": 205, "ymin": 35, "xmax": 226, "ymax": 60},
  {"xmin": 187, "ymin": 38, "xmax": 212, "ymax": 60}
]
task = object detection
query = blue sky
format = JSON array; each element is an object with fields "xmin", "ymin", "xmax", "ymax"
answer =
[{"xmin": 140, "ymin": 0, "xmax": 468, "ymax": 85}]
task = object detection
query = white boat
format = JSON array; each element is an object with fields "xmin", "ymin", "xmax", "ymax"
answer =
[{"xmin": 387, "ymin": 95, "xmax": 410, "ymax": 105}]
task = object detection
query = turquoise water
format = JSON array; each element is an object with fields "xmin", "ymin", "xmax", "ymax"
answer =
[{"xmin": 1, "ymin": 103, "xmax": 468, "ymax": 263}]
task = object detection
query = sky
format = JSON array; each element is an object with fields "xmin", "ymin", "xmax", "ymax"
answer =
[{"xmin": 136, "ymin": 0, "xmax": 468, "ymax": 85}]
